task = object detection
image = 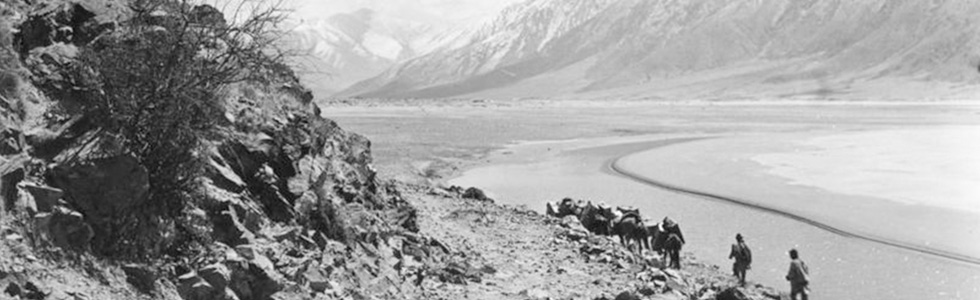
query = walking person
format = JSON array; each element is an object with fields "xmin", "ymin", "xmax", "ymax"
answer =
[
  {"xmin": 785, "ymin": 249, "xmax": 810, "ymax": 300},
  {"xmin": 661, "ymin": 217, "xmax": 685, "ymax": 269},
  {"xmin": 728, "ymin": 233, "xmax": 752, "ymax": 285}
]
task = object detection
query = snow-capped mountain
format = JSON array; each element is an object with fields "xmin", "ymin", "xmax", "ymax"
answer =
[
  {"xmin": 284, "ymin": 8, "xmax": 472, "ymax": 96},
  {"xmin": 339, "ymin": 0, "xmax": 980, "ymax": 100}
]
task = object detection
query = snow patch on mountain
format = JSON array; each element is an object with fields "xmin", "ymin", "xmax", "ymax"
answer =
[{"xmin": 338, "ymin": 0, "xmax": 980, "ymax": 100}]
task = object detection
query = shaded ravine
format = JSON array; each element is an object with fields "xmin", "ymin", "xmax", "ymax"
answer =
[{"xmin": 606, "ymin": 138, "xmax": 980, "ymax": 267}]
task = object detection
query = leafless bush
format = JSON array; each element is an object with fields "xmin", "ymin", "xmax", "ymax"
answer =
[{"xmin": 68, "ymin": 0, "xmax": 295, "ymax": 258}]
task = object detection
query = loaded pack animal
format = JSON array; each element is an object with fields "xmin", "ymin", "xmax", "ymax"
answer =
[
  {"xmin": 545, "ymin": 198, "xmax": 581, "ymax": 218},
  {"xmin": 650, "ymin": 217, "xmax": 685, "ymax": 269},
  {"xmin": 609, "ymin": 207, "xmax": 649, "ymax": 252},
  {"xmin": 546, "ymin": 199, "xmax": 684, "ymax": 261},
  {"xmin": 578, "ymin": 202, "xmax": 612, "ymax": 236}
]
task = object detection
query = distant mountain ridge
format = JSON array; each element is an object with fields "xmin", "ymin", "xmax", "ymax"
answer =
[
  {"xmin": 338, "ymin": 0, "xmax": 980, "ymax": 100},
  {"xmin": 285, "ymin": 8, "xmax": 471, "ymax": 96}
]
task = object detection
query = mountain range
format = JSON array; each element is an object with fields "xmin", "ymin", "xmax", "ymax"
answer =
[
  {"xmin": 284, "ymin": 8, "xmax": 473, "ymax": 96},
  {"xmin": 305, "ymin": 0, "xmax": 980, "ymax": 100}
]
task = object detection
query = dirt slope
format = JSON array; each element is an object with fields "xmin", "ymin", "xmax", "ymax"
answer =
[{"xmin": 404, "ymin": 184, "xmax": 785, "ymax": 300}]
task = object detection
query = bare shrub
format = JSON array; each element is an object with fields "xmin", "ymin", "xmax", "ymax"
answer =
[{"xmin": 66, "ymin": 0, "xmax": 294, "ymax": 258}]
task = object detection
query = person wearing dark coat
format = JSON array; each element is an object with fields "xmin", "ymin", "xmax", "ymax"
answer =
[
  {"xmin": 786, "ymin": 249, "xmax": 810, "ymax": 300},
  {"xmin": 729, "ymin": 233, "xmax": 752, "ymax": 285}
]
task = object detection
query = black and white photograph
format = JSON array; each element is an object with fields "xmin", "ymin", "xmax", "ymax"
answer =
[{"xmin": 0, "ymin": 0, "xmax": 978, "ymax": 299}]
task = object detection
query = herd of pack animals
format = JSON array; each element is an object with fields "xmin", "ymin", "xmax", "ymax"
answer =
[{"xmin": 546, "ymin": 198, "xmax": 686, "ymax": 269}]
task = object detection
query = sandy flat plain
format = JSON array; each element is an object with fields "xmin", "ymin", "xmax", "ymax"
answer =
[
  {"xmin": 615, "ymin": 128, "xmax": 980, "ymax": 263},
  {"xmin": 753, "ymin": 127, "xmax": 980, "ymax": 214}
]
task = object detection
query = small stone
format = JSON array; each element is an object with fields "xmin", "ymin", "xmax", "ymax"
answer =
[
  {"xmin": 4, "ymin": 232, "xmax": 23, "ymax": 242},
  {"xmin": 637, "ymin": 284, "xmax": 658, "ymax": 296},
  {"xmin": 521, "ymin": 288, "xmax": 550, "ymax": 299},
  {"xmin": 47, "ymin": 290, "xmax": 72, "ymax": 300},
  {"xmin": 716, "ymin": 287, "xmax": 750, "ymax": 300},
  {"xmin": 614, "ymin": 291, "xmax": 641, "ymax": 300},
  {"xmin": 235, "ymin": 244, "xmax": 261, "ymax": 260},
  {"xmin": 302, "ymin": 265, "xmax": 331, "ymax": 292}
]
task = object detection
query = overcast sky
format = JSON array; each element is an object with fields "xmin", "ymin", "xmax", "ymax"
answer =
[{"xmin": 284, "ymin": 0, "xmax": 525, "ymax": 25}]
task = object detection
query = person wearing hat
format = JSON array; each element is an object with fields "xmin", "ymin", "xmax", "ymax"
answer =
[
  {"xmin": 786, "ymin": 248, "xmax": 810, "ymax": 300},
  {"xmin": 729, "ymin": 233, "xmax": 752, "ymax": 285}
]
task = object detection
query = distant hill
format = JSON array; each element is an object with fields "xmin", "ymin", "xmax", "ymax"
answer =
[{"xmin": 338, "ymin": 0, "xmax": 980, "ymax": 100}]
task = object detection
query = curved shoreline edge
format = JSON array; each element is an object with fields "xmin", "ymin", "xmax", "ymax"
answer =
[{"xmin": 606, "ymin": 138, "xmax": 980, "ymax": 267}]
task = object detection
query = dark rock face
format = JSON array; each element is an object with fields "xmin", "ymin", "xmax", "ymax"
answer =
[
  {"xmin": 122, "ymin": 264, "xmax": 158, "ymax": 293},
  {"xmin": 13, "ymin": 2, "xmax": 117, "ymax": 55},
  {"xmin": 211, "ymin": 202, "xmax": 256, "ymax": 247},
  {"xmin": 462, "ymin": 187, "xmax": 493, "ymax": 202},
  {"xmin": 48, "ymin": 154, "xmax": 149, "ymax": 224},
  {"xmin": 199, "ymin": 263, "xmax": 231, "ymax": 291},
  {"xmin": 0, "ymin": 126, "xmax": 24, "ymax": 155},
  {"xmin": 0, "ymin": 158, "xmax": 25, "ymax": 211},
  {"xmin": 34, "ymin": 205, "xmax": 93, "ymax": 249},
  {"xmin": 0, "ymin": 1, "xmax": 434, "ymax": 299},
  {"xmin": 16, "ymin": 182, "xmax": 62, "ymax": 213},
  {"xmin": 177, "ymin": 272, "xmax": 215, "ymax": 300}
]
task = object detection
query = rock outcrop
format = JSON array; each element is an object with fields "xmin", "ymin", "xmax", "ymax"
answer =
[{"xmin": 0, "ymin": 1, "xmax": 448, "ymax": 299}]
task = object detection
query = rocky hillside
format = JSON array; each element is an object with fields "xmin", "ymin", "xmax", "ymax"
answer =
[
  {"xmin": 0, "ymin": 0, "xmax": 449, "ymax": 299},
  {"xmin": 338, "ymin": 0, "xmax": 980, "ymax": 100}
]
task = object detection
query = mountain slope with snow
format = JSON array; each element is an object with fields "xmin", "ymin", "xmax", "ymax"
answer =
[
  {"xmin": 339, "ymin": 0, "xmax": 980, "ymax": 100},
  {"xmin": 285, "ymin": 9, "xmax": 472, "ymax": 96}
]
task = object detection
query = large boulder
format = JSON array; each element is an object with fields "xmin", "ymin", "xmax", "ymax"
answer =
[
  {"xmin": 462, "ymin": 187, "xmax": 492, "ymax": 202},
  {"xmin": 199, "ymin": 263, "xmax": 232, "ymax": 291},
  {"xmin": 177, "ymin": 272, "xmax": 217, "ymax": 300},
  {"xmin": 34, "ymin": 205, "xmax": 93, "ymax": 249},
  {"xmin": 48, "ymin": 154, "xmax": 149, "ymax": 224}
]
